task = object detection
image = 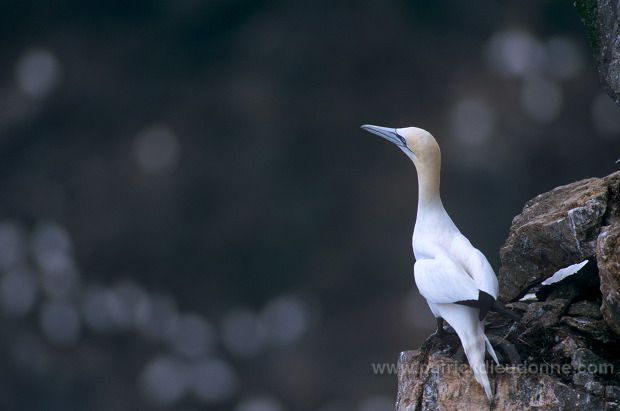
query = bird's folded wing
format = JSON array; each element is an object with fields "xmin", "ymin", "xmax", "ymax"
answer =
[
  {"xmin": 414, "ymin": 255, "xmax": 480, "ymax": 304},
  {"xmin": 457, "ymin": 244, "xmax": 499, "ymax": 298}
]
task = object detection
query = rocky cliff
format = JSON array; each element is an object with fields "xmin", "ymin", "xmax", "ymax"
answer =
[
  {"xmin": 396, "ymin": 172, "xmax": 620, "ymax": 410},
  {"xmin": 575, "ymin": 0, "xmax": 620, "ymax": 107}
]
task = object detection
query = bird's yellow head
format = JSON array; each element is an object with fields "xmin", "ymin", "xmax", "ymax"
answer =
[{"xmin": 361, "ymin": 124, "xmax": 440, "ymax": 165}]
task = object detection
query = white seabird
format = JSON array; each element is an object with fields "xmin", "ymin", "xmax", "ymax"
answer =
[{"xmin": 362, "ymin": 124, "xmax": 517, "ymax": 399}]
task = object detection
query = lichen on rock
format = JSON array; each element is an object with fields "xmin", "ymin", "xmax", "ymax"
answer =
[{"xmin": 575, "ymin": 0, "xmax": 620, "ymax": 107}]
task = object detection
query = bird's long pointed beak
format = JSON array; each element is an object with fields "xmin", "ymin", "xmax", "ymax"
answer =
[{"xmin": 361, "ymin": 124, "xmax": 407, "ymax": 149}]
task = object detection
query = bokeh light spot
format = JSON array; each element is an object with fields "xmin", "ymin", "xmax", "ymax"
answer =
[
  {"xmin": 135, "ymin": 294, "xmax": 179, "ymax": 342},
  {"xmin": 221, "ymin": 308, "xmax": 268, "ymax": 357},
  {"xmin": 545, "ymin": 36, "xmax": 584, "ymax": 80},
  {"xmin": 261, "ymin": 295, "xmax": 312, "ymax": 345},
  {"xmin": 190, "ymin": 357, "xmax": 238, "ymax": 402},
  {"xmin": 0, "ymin": 221, "xmax": 27, "ymax": 270},
  {"xmin": 450, "ymin": 98, "xmax": 496, "ymax": 146},
  {"xmin": 81, "ymin": 285, "xmax": 116, "ymax": 334},
  {"xmin": 39, "ymin": 256, "xmax": 80, "ymax": 300},
  {"xmin": 520, "ymin": 77, "xmax": 563, "ymax": 123},
  {"xmin": 234, "ymin": 396, "xmax": 284, "ymax": 411},
  {"xmin": 105, "ymin": 280, "xmax": 149, "ymax": 329},
  {"xmin": 170, "ymin": 313, "xmax": 215, "ymax": 358},
  {"xmin": 39, "ymin": 300, "xmax": 81, "ymax": 345},
  {"xmin": 15, "ymin": 48, "xmax": 61, "ymax": 98},
  {"xmin": 133, "ymin": 125, "xmax": 181, "ymax": 174},
  {"xmin": 357, "ymin": 395, "xmax": 394, "ymax": 411},
  {"xmin": 139, "ymin": 356, "xmax": 188, "ymax": 405},
  {"xmin": 484, "ymin": 29, "xmax": 545, "ymax": 78},
  {"xmin": 0, "ymin": 270, "xmax": 38, "ymax": 317},
  {"xmin": 31, "ymin": 222, "xmax": 73, "ymax": 261}
]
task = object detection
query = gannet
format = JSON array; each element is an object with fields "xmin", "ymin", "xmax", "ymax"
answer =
[{"xmin": 362, "ymin": 124, "xmax": 513, "ymax": 400}]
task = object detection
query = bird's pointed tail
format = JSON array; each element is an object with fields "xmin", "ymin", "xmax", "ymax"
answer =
[
  {"xmin": 461, "ymin": 336, "xmax": 495, "ymax": 400},
  {"xmin": 462, "ymin": 327, "xmax": 494, "ymax": 400},
  {"xmin": 483, "ymin": 327, "xmax": 499, "ymax": 365},
  {"xmin": 430, "ymin": 304, "xmax": 496, "ymax": 400}
]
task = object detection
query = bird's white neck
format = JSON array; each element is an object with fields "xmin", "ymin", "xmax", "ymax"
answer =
[{"xmin": 413, "ymin": 158, "xmax": 443, "ymax": 212}]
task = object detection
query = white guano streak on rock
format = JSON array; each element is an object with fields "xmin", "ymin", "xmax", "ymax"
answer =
[{"xmin": 541, "ymin": 259, "xmax": 589, "ymax": 286}]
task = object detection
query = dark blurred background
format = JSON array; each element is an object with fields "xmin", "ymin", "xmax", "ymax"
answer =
[{"xmin": 0, "ymin": 0, "xmax": 619, "ymax": 410}]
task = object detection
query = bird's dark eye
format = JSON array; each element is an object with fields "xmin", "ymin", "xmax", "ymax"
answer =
[{"xmin": 395, "ymin": 132, "xmax": 407, "ymax": 146}]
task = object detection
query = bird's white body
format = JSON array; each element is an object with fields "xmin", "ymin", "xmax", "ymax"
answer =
[
  {"xmin": 362, "ymin": 125, "xmax": 500, "ymax": 399},
  {"xmin": 413, "ymin": 197, "xmax": 499, "ymax": 399}
]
